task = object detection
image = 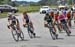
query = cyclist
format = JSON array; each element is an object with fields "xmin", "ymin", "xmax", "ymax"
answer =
[
  {"xmin": 7, "ymin": 13, "xmax": 22, "ymax": 35},
  {"xmin": 66, "ymin": 10, "xmax": 72, "ymax": 27},
  {"xmin": 50, "ymin": 10, "xmax": 54, "ymax": 18},
  {"xmin": 58, "ymin": 11, "xmax": 71, "ymax": 33},
  {"xmin": 22, "ymin": 12, "xmax": 36, "ymax": 36},
  {"xmin": 44, "ymin": 12, "xmax": 58, "ymax": 36},
  {"xmin": 54, "ymin": 11, "xmax": 62, "ymax": 32}
]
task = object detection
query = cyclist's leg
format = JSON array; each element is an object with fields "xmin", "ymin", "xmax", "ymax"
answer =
[
  {"xmin": 63, "ymin": 19, "xmax": 71, "ymax": 33},
  {"xmin": 52, "ymin": 23, "xmax": 56, "ymax": 32},
  {"xmin": 69, "ymin": 17, "xmax": 71, "ymax": 27},
  {"xmin": 57, "ymin": 20, "xmax": 62, "ymax": 31},
  {"xmin": 16, "ymin": 25, "xmax": 22, "ymax": 34},
  {"xmin": 10, "ymin": 26, "xmax": 14, "ymax": 32},
  {"xmin": 59, "ymin": 22, "xmax": 63, "ymax": 31},
  {"xmin": 29, "ymin": 21, "xmax": 36, "ymax": 35},
  {"xmin": 52, "ymin": 22, "xmax": 58, "ymax": 35},
  {"xmin": 29, "ymin": 21, "xmax": 34, "ymax": 31}
]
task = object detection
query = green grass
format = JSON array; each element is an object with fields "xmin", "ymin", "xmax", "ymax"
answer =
[
  {"xmin": 18, "ymin": 5, "xmax": 40, "ymax": 13},
  {"xmin": 17, "ymin": 5, "xmax": 58, "ymax": 13},
  {"xmin": 0, "ymin": 12, "xmax": 7, "ymax": 18}
]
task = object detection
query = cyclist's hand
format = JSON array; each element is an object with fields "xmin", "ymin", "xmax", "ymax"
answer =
[
  {"xmin": 7, "ymin": 25, "xmax": 10, "ymax": 29},
  {"xmin": 44, "ymin": 24, "xmax": 48, "ymax": 27},
  {"xmin": 23, "ymin": 24, "xmax": 26, "ymax": 27}
]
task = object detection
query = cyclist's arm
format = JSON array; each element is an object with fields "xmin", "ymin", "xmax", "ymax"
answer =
[
  {"xmin": 7, "ymin": 19, "xmax": 12, "ymax": 29},
  {"xmin": 16, "ymin": 19, "xmax": 19, "ymax": 26},
  {"xmin": 27, "ymin": 14, "xmax": 32, "ymax": 22},
  {"xmin": 7, "ymin": 19, "xmax": 12, "ymax": 26},
  {"xmin": 22, "ymin": 15, "xmax": 26, "ymax": 25},
  {"xmin": 52, "ymin": 18, "xmax": 55, "ymax": 24},
  {"xmin": 44, "ymin": 16, "xmax": 48, "ymax": 24}
]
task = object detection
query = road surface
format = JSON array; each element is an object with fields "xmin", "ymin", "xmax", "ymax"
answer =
[{"xmin": 0, "ymin": 12, "xmax": 75, "ymax": 47}]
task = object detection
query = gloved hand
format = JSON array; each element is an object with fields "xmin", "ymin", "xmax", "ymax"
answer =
[
  {"xmin": 23, "ymin": 24, "xmax": 27, "ymax": 27},
  {"xmin": 44, "ymin": 24, "xmax": 48, "ymax": 27},
  {"xmin": 7, "ymin": 25, "xmax": 10, "ymax": 29}
]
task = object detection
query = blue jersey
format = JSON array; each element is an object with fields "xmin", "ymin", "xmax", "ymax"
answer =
[{"xmin": 63, "ymin": 10, "xmax": 66, "ymax": 16}]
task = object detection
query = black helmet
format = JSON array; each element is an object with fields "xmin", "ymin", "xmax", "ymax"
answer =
[
  {"xmin": 7, "ymin": 12, "xmax": 13, "ymax": 17},
  {"xmin": 13, "ymin": 16, "xmax": 16, "ymax": 19},
  {"xmin": 46, "ymin": 13, "xmax": 49, "ymax": 16}
]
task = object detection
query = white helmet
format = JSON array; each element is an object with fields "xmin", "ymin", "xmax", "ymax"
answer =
[
  {"xmin": 7, "ymin": 12, "xmax": 13, "ymax": 17},
  {"xmin": 59, "ymin": 11, "xmax": 62, "ymax": 16}
]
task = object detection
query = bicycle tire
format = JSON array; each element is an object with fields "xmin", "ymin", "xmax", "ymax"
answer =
[
  {"xmin": 66, "ymin": 28, "xmax": 70, "ymax": 36},
  {"xmin": 19, "ymin": 31, "xmax": 24, "ymax": 40},
  {"xmin": 49, "ymin": 28, "xmax": 56, "ymax": 40},
  {"xmin": 11, "ymin": 29, "xmax": 19, "ymax": 42},
  {"xmin": 63, "ymin": 23, "xmax": 70, "ymax": 36},
  {"xmin": 27, "ymin": 24, "xmax": 34, "ymax": 38}
]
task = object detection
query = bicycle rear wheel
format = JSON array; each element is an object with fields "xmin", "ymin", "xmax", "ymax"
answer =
[
  {"xmin": 28, "ymin": 28, "xmax": 35, "ymax": 38},
  {"xmin": 19, "ymin": 31, "xmax": 24, "ymax": 40},
  {"xmin": 65, "ymin": 28, "xmax": 71, "ymax": 36}
]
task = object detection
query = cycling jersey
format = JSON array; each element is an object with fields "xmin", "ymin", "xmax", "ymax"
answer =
[
  {"xmin": 50, "ymin": 12, "xmax": 54, "ymax": 18},
  {"xmin": 58, "ymin": 12, "xmax": 67, "ymax": 24},
  {"xmin": 8, "ymin": 16, "xmax": 18, "ymax": 25},
  {"xmin": 44, "ymin": 14, "xmax": 53, "ymax": 23},
  {"xmin": 66, "ymin": 12, "xmax": 71, "ymax": 19},
  {"xmin": 24, "ymin": 15, "xmax": 29, "ymax": 23},
  {"xmin": 8, "ymin": 16, "xmax": 20, "ymax": 30},
  {"xmin": 58, "ymin": 13, "xmax": 66, "ymax": 21},
  {"xmin": 55, "ymin": 14, "xmax": 59, "ymax": 20}
]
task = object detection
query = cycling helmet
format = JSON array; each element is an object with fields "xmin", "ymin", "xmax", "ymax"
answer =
[
  {"xmin": 13, "ymin": 16, "xmax": 16, "ymax": 19},
  {"xmin": 59, "ymin": 11, "xmax": 62, "ymax": 16},
  {"xmin": 7, "ymin": 12, "xmax": 13, "ymax": 17},
  {"xmin": 46, "ymin": 13, "xmax": 49, "ymax": 16}
]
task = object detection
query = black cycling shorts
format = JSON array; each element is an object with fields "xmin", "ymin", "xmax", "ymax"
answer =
[{"xmin": 60, "ymin": 19, "xmax": 66, "ymax": 24}]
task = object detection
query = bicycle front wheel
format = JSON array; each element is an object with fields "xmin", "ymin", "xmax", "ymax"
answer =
[
  {"xmin": 49, "ymin": 28, "xmax": 56, "ymax": 40},
  {"xmin": 11, "ymin": 29, "xmax": 19, "ymax": 42}
]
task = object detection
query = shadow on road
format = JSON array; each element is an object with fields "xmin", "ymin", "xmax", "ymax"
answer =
[
  {"xmin": 20, "ymin": 39, "xmax": 30, "ymax": 41},
  {"xmin": 71, "ymin": 26, "xmax": 75, "ymax": 29},
  {"xmin": 65, "ymin": 34, "xmax": 75, "ymax": 37},
  {"xmin": 59, "ymin": 31, "xmax": 65, "ymax": 33},
  {"xmin": 57, "ymin": 38, "xmax": 64, "ymax": 40},
  {"xmin": 35, "ymin": 36, "xmax": 41, "ymax": 38},
  {"xmin": 36, "ymin": 45, "xmax": 58, "ymax": 47},
  {"xmin": 69, "ymin": 35, "xmax": 75, "ymax": 37}
]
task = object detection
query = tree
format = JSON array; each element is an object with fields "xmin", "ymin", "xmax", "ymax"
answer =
[
  {"xmin": 0, "ymin": 0, "xmax": 4, "ymax": 4},
  {"xmin": 38, "ymin": 0, "xmax": 51, "ymax": 5},
  {"xmin": 68, "ymin": 0, "xmax": 72, "ymax": 5},
  {"xmin": 38, "ymin": 0, "xmax": 58, "ymax": 5},
  {"xmin": 0, "ymin": 0, "xmax": 11, "ymax": 4}
]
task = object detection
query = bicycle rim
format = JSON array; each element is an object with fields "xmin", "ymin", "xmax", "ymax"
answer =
[
  {"xmin": 27, "ymin": 25, "xmax": 34, "ymax": 38},
  {"xmin": 12, "ymin": 30, "xmax": 19, "ymax": 41},
  {"xmin": 49, "ymin": 29, "xmax": 56, "ymax": 40},
  {"xmin": 28, "ymin": 31, "xmax": 33, "ymax": 38},
  {"xmin": 66, "ymin": 29, "xmax": 70, "ymax": 36},
  {"xmin": 20, "ymin": 31, "xmax": 24, "ymax": 40}
]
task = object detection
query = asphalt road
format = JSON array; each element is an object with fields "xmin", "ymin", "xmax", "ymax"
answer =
[{"xmin": 0, "ymin": 12, "xmax": 75, "ymax": 47}]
